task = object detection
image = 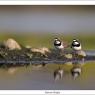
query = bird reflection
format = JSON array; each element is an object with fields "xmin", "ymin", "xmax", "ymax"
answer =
[
  {"xmin": 71, "ymin": 65, "xmax": 82, "ymax": 80},
  {"xmin": 71, "ymin": 60, "xmax": 84, "ymax": 80},
  {"xmin": 54, "ymin": 67, "xmax": 64, "ymax": 81},
  {"xmin": 53, "ymin": 60, "xmax": 84, "ymax": 80}
]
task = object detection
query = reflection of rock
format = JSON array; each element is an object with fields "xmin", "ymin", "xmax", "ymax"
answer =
[
  {"xmin": 64, "ymin": 54, "xmax": 73, "ymax": 59},
  {"xmin": 71, "ymin": 67, "xmax": 82, "ymax": 80},
  {"xmin": 4, "ymin": 38, "xmax": 21, "ymax": 50},
  {"xmin": 31, "ymin": 47, "xmax": 51, "ymax": 57},
  {"xmin": 54, "ymin": 67, "xmax": 64, "ymax": 81},
  {"xmin": 32, "ymin": 64, "xmax": 45, "ymax": 69},
  {"xmin": 65, "ymin": 62, "xmax": 72, "ymax": 65},
  {"xmin": 7, "ymin": 67, "xmax": 17, "ymax": 74}
]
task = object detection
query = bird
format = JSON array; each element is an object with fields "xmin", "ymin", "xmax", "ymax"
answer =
[
  {"xmin": 54, "ymin": 38, "xmax": 69, "ymax": 51},
  {"xmin": 54, "ymin": 38, "xmax": 64, "ymax": 51},
  {"xmin": 71, "ymin": 39, "xmax": 86, "ymax": 59},
  {"xmin": 71, "ymin": 39, "xmax": 82, "ymax": 51}
]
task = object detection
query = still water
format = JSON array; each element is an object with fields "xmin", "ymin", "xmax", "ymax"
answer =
[{"xmin": 0, "ymin": 61, "xmax": 94, "ymax": 90}]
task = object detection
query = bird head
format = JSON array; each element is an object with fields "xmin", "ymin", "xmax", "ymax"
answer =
[
  {"xmin": 73, "ymin": 39, "xmax": 78, "ymax": 42},
  {"xmin": 54, "ymin": 38, "xmax": 59, "ymax": 41}
]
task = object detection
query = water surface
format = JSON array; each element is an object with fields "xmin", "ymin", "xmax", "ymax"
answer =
[{"xmin": 0, "ymin": 61, "xmax": 94, "ymax": 90}]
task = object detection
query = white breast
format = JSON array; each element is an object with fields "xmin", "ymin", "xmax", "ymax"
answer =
[
  {"xmin": 73, "ymin": 45, "xmax": 82, "ymax": 51},
  {"xmin": 56, "ymin": 41, "xmax": 61, "ymax": 44},
  {"xmin": 56, "ymin": 44, "xmax": 64, "ymax": 49}
]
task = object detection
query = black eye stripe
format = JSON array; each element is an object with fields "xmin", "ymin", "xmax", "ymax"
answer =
[
  {"xmin": 54, "ymin": 40, "xmax": 61, "ymax": 46},
  {"xmin": 72, "ymin": 44, "xmax": 80, "ymax": 47},
  {"xmin": 72, "ymin": 41, "xmax": 80, "ymax": 47}
]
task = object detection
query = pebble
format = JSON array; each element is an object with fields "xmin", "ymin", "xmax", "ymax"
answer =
[
  {"xmin": 76, "ymin": 50, "xmax": 86, "ymax": 57},
  {"xmin": 64, "ymin": 53, "xmax": 73, "ymax": 59},
  {"xmin": 4, "ymin": 38, "xmax": 21, "ymax": 50}
]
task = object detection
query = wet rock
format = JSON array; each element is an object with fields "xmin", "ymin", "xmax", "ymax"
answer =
[
  {"xmin": 64, "ymin": 53, "xmax": 73, "ymax": 59},
  {"xmin": 4, "ymin": 38, "xmax": 21, "ymax": 50},
  {"xmin": 0, "ymin": 42, "xmax": 6, "ymax": 48},
  {"xmin": 0, "ymin": 51, "xmax": 8, "ymax": 58},
  {"xmin": 31, "ymin": 47, "xmax": 51, "ymax": 57},
  {"xmin": 25, "ymin": 45, "xmax": 31, "ymax": 49},
  {"xmin": 76, "ymin": 50, "xmax": 86, "ymax": 57},
  {"xmin": 26, "ymin": 53, "xmax": 33, "ymax": 59},
  {"xmin": 54, "ymin": 67, "xmax": 64, "ymax": 81}
]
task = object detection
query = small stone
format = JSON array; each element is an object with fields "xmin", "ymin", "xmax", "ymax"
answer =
[
  {"xmin": 4, "ymin": 38, "xmax": 21, "ymax": 50},
  {"xmin": 25, "ymin": 45, "xmax": 31, "ymax": 49},
  {"xmin": 76, "ymin": 50, "xmax": 86, "ymax": 57},
  {"xmin": 64, "ymin": 54, "xmax": 73, "ymax": 59},
  {"xmin": 31, "ymin": 47, "xmax": 51, "ymax": 56}
]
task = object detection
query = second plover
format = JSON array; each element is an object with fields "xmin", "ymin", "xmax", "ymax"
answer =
[
  {"xmin": 71, "ymin": 39, "xmax": 82, "ymax": 51},
  {"xmin": 71, "ymin": 39, "xmax": 86, "ymax": 61}
]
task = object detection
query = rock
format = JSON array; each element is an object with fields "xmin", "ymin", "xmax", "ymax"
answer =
[
  {"xmin": 0, "ymin": 42, "xmax": 6, "ymax": 48},
  {"xmin": 4, "ymin": 38, "xmax": 21, "ymax": 50},
  {"xmin": 25, "ymin": 45, "xmax": 31, "ymax": 49},
  {"xmin": 64, "ymin": 54, "xmax": 73, "ymax": 59},
  {"xmin": 76, "ymin": 50, "xmax": 86, "ymax": 57},
  {"xmin": 26, "ymin": 53, "xmax": 33, "ymax": 59},
  {"xmin": 31, "ymin": 47, "xmax": 51, "ymax": 56}
]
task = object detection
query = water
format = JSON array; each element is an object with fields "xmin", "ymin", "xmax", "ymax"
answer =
[
  {"xmin": 0, "ymin": 60, "xmax": 94, "ymax": 90},
  {"xmin": 0, "ymin": 51, "xmax": 94, "ymax": 90}
]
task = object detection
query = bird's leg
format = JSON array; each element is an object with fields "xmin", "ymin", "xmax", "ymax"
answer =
[
  {"xmin": 59, "ymin": 49, "xmax": 64, "ymax": 57},
  {"xmin": 72, "ymin": 51, "xmax": 76, "ymax": 61}
]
